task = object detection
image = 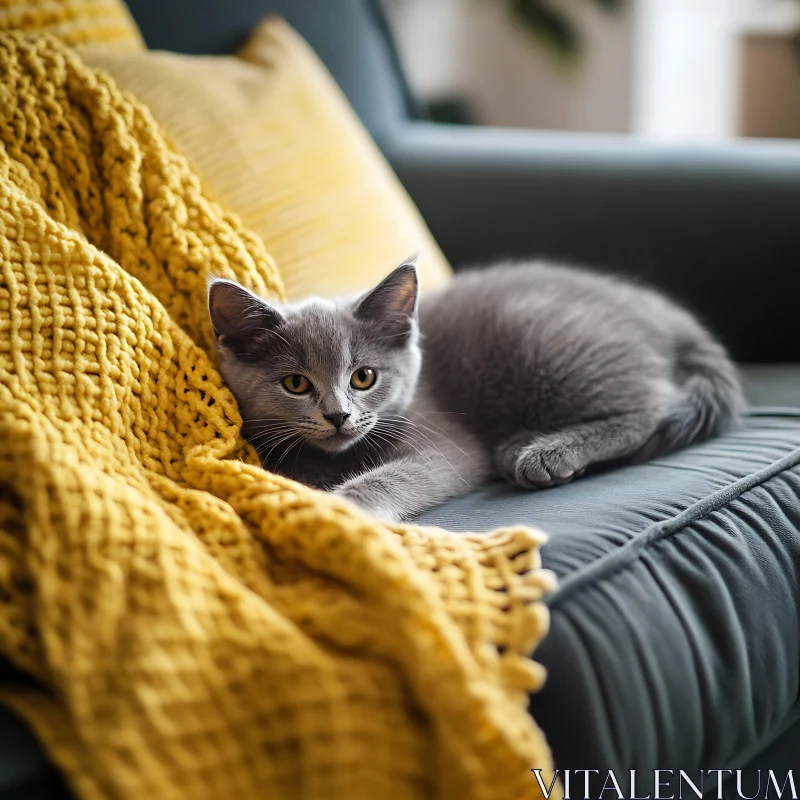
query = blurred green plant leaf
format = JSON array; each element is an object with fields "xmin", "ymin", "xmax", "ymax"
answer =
[
  {"xmin": 504, "ymin": 0, "xmax": 625, "ymax": 61},
  {"xmin": 509, "ymin": 0, "xmax": 577, "ymax": 57}
]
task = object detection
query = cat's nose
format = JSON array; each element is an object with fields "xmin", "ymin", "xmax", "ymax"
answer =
[{"xmin": 323, "ymin": 411, "xmax": 350, "ymax": 429}]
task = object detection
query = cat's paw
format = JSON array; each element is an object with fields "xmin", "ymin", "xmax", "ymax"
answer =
[
  {"xmin": 333, "ymin": 485, "xmax": 401, "ymax": 523},
  {"xmin": 502, "ymin": 439, "xmax": 588, "ymax": 489}
]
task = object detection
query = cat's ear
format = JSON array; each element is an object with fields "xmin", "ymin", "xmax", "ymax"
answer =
[
  {"xmin": 354, "ymin": 262, "xmax": 419, "ymax": 338},
  {"xmin": 208, "ymin": 279, "xmax": 283, "ymax": 356}
]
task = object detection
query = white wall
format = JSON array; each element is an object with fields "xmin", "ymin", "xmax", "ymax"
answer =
[
  {"xmin": 385, "ymin": 0, "xmax": 799, "ymax": 141},
  {"xmin": 632, "ymin": 0, "xmax": 766, "ymax": 141},
  {"xmin": 386, "ymin": 0, "xmax": 636, "ymax": 134}
]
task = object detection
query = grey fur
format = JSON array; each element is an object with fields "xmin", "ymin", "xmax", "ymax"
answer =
[{"xmin": 208, "ymin": 261, "xmax": 744, "ymax": 522}]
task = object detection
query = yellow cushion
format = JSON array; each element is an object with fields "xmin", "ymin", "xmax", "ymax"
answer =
[
  {"xmin": 83, "ymin": 17, "xmax": 453, "ymax": 301},
  {"xmin": 0, "ymin": 0, "xmax": 144, "ymax": 52}
]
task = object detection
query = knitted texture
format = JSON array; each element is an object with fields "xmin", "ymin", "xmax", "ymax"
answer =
[
  {"xmin": 0, "ymin": 33, "xmax": 558, "ymax": 800},
  {"xmin": 0, "ymin": 0, "xmax": 144, "ymax": 52}
]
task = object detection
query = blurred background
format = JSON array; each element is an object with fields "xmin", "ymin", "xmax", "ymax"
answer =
[{"xmin": 384, "ymin": 0, "xmax": 800, "ymax": 141}]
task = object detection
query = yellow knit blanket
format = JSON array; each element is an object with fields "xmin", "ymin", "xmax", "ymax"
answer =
[{"xmin": 0, "ymin": 33, "xmax": 557, "ymax": 800}]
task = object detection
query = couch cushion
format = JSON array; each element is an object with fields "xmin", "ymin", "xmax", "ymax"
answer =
[
  {"xmin": 741, "ymin": 363, "xmax": 800, "ymax": 406},
  {"xmin": 416, "ymin": 364, "xmax": 800, "ymax": 786}
]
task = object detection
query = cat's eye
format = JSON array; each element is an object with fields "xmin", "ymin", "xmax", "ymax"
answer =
[
  {"xmin": 282, "ymin": 374, "xmax": 312, "ymax": 394},
  {"xmin": 350, "ymin": 367, "xmax": 376, "ymax": 390}
]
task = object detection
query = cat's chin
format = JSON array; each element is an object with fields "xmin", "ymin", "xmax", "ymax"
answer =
[{"xmin": 308, "ymin": 431, "xmax": 363, "ymax": 454}]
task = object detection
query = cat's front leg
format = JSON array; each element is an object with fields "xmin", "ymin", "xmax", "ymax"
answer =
[
  {"xmin": 332, "ymin": 452, "xmax": 486, "ymax": 522},
  {"xmin": 494, "ymin": 410, "xmax": 663, "ymax": 489}
]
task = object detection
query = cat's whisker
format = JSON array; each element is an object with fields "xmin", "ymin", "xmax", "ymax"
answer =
[
  {"xmin": 246, "ymin": 428, "xmax": 301, "ymax": 446},
  {"xmin": 385, "ymin": 414, "xmax": 473, "ymax": 463},
  {"xmin": 292, "ymin": 444, "xmax": 306, "ymax": 473},
  {"xmin": 263, "ymin": 430, "xmax": 303, "ymax": 463},
  {"xmin": 245, "ymin": 423, "xmax": 301, "ymax": 430},
  {"xmin": 275, "ymin": 433, "xmax": 305, "ymax": 470},
  {"xmin": 373, "ymin": 421, "xmax": 469, "ymax": 484},
  {"xmin": 403, "ymin": 411, "xmax": 455, "ymax": 438},
  {"xmin": 246, "ymin": 424, "xmax": 296, "ymax": 439},
  {"xmin": 374, "ymin": 419, "xmax": 431, "ymax": 446},
  {"xmin": 405, "ymin": 410, "xmax": 466, "ymax": 416},
  {"xmin": 248, "ymin": 432, "xmax": 291, "ymax": 447},
  {"xmin": 370, "ymin": 423, "xmax": 415, "ymax": 448},
  {"xmin": 366, "ymin": 429, "xmax": 403, "ymax": 458},
  {"xmin": 274, "ymin": 440, "xmax": 301, "ymax": 470},
  {"xmin": 385, "ymin": 411, "xmax": 452, "ymax": 441},
  {"xmin": 359, "ymin": 440, "xmax": 381, "ymax": 473},
  {"xmin": 251, "ymin": 435, "xmax": 298, "ymax": 453},
  {"xmin": 256, "ymin": 436, "xmax": 295, "ymax": 459},
  {"xmin": 371, "ymin": 425, "xmax": 431, "ymax": 464},
  {"xmin": 246, "ymin": 423, "xmax": 299, "ymax": 433}
]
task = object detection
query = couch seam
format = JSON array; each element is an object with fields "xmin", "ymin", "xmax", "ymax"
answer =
[
  {"xmin": 548, "ymin": 439, "xmax": 800, "ymax": 610},
  {"xmin": 746, "ymin": 406, "xmax": 800, "ymax": 418}
]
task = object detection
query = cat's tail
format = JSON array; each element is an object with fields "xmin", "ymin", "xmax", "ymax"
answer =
[{"xmin": 636, "ymin": 334, "xmax": 746, "ymax": 461}]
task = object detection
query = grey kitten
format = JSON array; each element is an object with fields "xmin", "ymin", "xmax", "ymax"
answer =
[{"xmin": 208, "ymin": 261, "xmax": 744, "ymax": 522}]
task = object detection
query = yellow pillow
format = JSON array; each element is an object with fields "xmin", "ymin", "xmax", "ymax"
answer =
[
  {"xmin": 83, "ymin": 17, "xmax": 452, "ymax": 301},
  {"xmin": 0, "ymin": 0, "xmax": 144, "ymax": 52}
]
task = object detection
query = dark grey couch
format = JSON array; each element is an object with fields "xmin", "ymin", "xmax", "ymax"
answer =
[{"xmin": 2, "ymin": 1, "xmax": 798, "ymax": 797}]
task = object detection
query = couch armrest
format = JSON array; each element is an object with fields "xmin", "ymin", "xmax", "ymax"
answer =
[{"xmin": 383, "ymin": 123, "xmax": 800, "ymax": 363}]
